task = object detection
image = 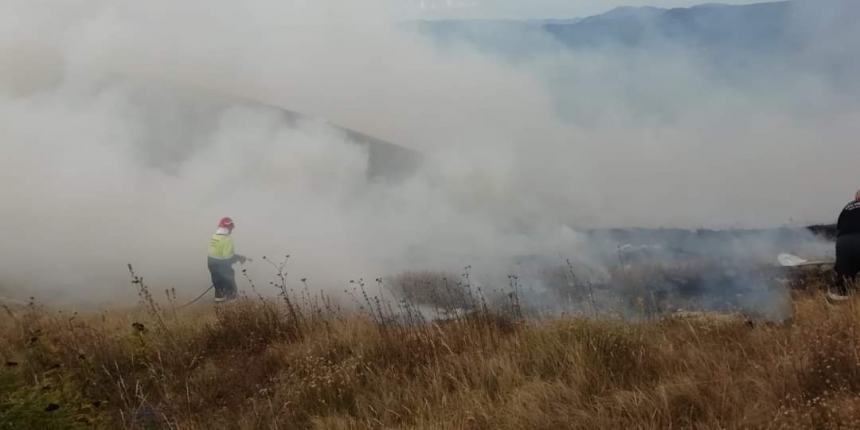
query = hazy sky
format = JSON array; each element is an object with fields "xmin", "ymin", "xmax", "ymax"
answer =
[{"xmin": 411, "ymin": 0, "xmax": 769, "ymax": 19}]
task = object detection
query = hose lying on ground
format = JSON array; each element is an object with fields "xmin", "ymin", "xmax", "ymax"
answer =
[{"xmin": 177, "ymin": 285, "xmax": 214, "ymax": 309}]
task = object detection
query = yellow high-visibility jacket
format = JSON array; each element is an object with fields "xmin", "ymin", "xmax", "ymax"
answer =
[{"xmin": 208, "ymin": 234, "xmax": 235, "ymax": 261}]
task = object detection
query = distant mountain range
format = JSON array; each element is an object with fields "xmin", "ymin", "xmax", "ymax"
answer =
[
  {"xmin": 547, "ymin": 2, "xmax": 793, "ymax": 52},
  {"xmin": 410, "ymin": 0, "xmax": 859, "ymax": 79},
  {"xmin": 404, "ymin": 0, "xmax": 860, "ymax": 96}
]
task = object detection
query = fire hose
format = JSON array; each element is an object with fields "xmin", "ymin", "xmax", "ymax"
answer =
[{"xmin": 177, "ymin": 285, "xmax": 214, "ymax": 309}]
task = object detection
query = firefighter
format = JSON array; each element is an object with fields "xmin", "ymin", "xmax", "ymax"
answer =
[
  {"xmin": 207, "ymin": 217, "xmax": 249, "ymax": 302},
  {"xmin": 835, "ymin": 190, "xmax": 860, "ymax": 293}
]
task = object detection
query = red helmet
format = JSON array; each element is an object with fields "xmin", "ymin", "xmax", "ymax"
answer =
[{"xmin": 218, "ymin": 217, "xmax": 235, "ymax": 228}]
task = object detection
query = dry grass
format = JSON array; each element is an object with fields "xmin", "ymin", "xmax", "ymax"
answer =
[{"xmin": 2, "ymin": 275, "xmax": 860, "ymax": 429}]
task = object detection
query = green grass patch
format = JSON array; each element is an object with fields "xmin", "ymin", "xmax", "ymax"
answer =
[{"xmin": 0, "ymin": 369, "xmax": 104, "ymax": 429}]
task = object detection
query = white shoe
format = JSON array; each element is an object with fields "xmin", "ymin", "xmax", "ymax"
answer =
[{"xmin": 214, "ymin": 297, "xmax": 226, "ymax": 303}]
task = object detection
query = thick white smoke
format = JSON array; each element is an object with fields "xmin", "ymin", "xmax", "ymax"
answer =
[{"xmin": 0, "ymin": 0, "xmax": 856, "ymax": 304}]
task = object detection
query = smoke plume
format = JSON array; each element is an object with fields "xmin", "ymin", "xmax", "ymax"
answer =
[{"xmin": 0, "ymin": 0, "xmax": 855, "ymax": 308}]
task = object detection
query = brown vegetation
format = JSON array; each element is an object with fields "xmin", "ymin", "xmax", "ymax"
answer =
[{"xmin": 2, "ymin": 273, "xmax": 859, "ymax": 429}]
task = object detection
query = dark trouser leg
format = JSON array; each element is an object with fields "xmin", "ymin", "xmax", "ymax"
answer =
[
  {"xmin": 835, "ymin": 235, "xmax": 860, "ymax": 294},
  {"xmin": 208, "ymin": 259, "xmax": 229, "ymax": 299},
  {"xmin": 223, "ymin": 265, "xmax": 237, "ymax": 299},
  {"xmin": 208, "ymin": 263, "xmax": 221, "ymax": 298}
]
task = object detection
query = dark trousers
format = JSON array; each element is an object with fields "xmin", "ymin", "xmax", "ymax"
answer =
[
  {"xmin": 208, "ymin": 258, "xmax": 237, "ymax": 299},
  {"xmin": 835, "ymin": 234, "xmax": 860, "ymax": 293}
]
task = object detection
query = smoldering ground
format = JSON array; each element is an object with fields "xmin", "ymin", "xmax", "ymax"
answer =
[{"xmin": 0, "ymin": 0, "xmax": 856, "ymax": 314}]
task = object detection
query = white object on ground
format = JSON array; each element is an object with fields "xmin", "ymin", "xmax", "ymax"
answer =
[
  {"xmin": 777, "ymin": 253, "xmax": 835, "ymax": 268},
  {"xmin": 778, "ymin": 253, "xmax": 808, "ymax": 267}
]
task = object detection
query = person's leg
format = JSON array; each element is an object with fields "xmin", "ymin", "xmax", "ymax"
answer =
[
  {"xmin": 847, "ymin": 237, "xmax": 860, "ymax": 293},
  {"xmin": 224, "ymin": 265, "xmax": 237, "ymax": 299},
  {"xmin": 208, "ymin": 260, "xmax": 225, "ymax": 300},
  {"xmin": 835, "ymin": 235, "xmax": 860, "ymax": 295}
]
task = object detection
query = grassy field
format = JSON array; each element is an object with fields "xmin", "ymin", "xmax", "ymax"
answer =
[{"xmin": 1, "ymin": 271, "xmax": 859, "ymax": 429}]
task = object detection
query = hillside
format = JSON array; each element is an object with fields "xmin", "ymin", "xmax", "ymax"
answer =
[
  {"xmin": 2, "ymin": 279, "xmax": 858, "ymax": 428},
  {"xmin": 412, "ymin": 0, "xmax": 859, "ymax": 79}
]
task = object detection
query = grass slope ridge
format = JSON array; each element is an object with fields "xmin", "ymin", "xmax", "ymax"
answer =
[{"xmin": 1, "ymin": 280, "xmax": 859, "ymax": 428}]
